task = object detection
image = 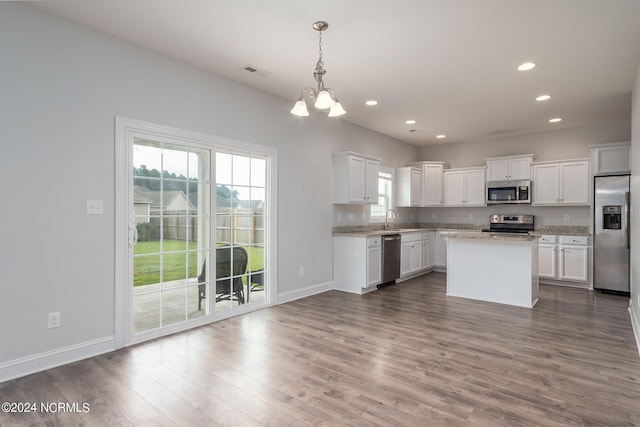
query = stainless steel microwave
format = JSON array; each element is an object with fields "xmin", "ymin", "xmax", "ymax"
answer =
[{"xmin": 486, "ymin": 180, "xmax": 531, "ymax": 204}]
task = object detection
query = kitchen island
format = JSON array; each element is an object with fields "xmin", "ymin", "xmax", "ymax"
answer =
[{"xmin": 446, "ymin": 232, "xmax": 540, "ymax": 308}]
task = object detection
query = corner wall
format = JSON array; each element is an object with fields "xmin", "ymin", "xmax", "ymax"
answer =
[{"xmin": 630, "ymin": 62, "xmax": 640, "ymax": 353}]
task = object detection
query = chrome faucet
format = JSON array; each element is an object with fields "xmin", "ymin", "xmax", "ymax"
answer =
[{"xmin": 384, "ymin": 209, "xmax": 398, "ymax": 230}]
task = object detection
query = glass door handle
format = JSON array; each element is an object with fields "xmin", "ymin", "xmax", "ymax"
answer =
[{"xmin": 129, "ymin": 225, "xmax": 138, "ymax": 247}]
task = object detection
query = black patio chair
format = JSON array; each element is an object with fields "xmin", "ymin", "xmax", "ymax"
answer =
[{"xmin": 198, "ymin": 246, "xmax": 248, "ymax": 310}]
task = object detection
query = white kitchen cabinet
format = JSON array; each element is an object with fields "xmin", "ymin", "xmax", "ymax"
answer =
[
  {"xmin": 486, "ymin": 154, "xmax": 534, "ymax": 181},
  {"xmin": 537, "ymin": 235, "xmax": 557, "ymax": 279},
  {"xmin": 558, "ymin": 236, "xmax": 589, "ymax": 282},
  {"xmin": 367, "ymin": 237, "xmax": 382, "ymax": 288},
  {"xmin": 400, "ymin": 233, "xmax": 422, "ymax": 277},
  {"xmin": 538, "ymin": 235, "xmax": 590, "ymax": 284},
  {"xmin": 532, "ymin": 160, "xmax": 590, "ymax": 206},
  {"xmin": 333, "ymin": 235, "xmax": 381, "ymax": 294},
  {"xmin": 333, "ymin": 152, "xmax": 380, "ymax": 204},
  {"xmin": 443, "ymin": 167, "xmax": 486, "ymax": 207},
  {"xmin": 421, "ymin": 232, "xmax": 432, "ymax": 270},
  {"xmin": 590, "ymin": 142, "xmax": 631, "ymax": 175},
  {"xmin": 408, "ymin": 161, "xmax": 446, "ymax": 206},
  {"xmin": 396, "ymin": 167, "xmax": 421, "ymax": 207},
  {"xmin": 429, "ymin": 231, "xmax": 437, "ymax": 267}
]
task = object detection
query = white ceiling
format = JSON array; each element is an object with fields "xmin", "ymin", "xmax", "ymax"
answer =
[{"xmin": 34, "ymin": 0, "xmax": 640, "ymax": 146}]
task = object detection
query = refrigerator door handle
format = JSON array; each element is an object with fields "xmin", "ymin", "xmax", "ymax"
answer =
[{"xmin": 625, "ymin": 191, "xmax": 630, "ymax": 250}]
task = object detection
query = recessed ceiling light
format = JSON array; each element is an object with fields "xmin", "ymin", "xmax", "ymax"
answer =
[
  {"xmin": 549, "ymin": 117, "xmax": 562, "ymax": 123},
  {"xmin": 436, "ymin": 134, "xmax": 446, "ymax": 139},
  {"xmin": 365, "ymin": 100, "xmax": 378, "ymax": 106},
  {"xmin": 536, "ymin": 94, "xmax": 551, "ymax": 101},
  {"xmin": 405, "ymin": 120, "xmax": 416, "ymax": 125},
  {"xmin": 517, "ymin": 62, "xmax": 536, "ymax": 71}
]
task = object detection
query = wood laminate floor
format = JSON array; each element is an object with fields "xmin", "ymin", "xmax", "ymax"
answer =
[{"xmin": 1, "ymin": 272, "xmax": 639, "ymax": 426}]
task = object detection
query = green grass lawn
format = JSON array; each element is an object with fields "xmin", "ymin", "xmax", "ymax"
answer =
[{"xmin": 134, "ymin": 240, "xmax": 264, "ymax": 286}]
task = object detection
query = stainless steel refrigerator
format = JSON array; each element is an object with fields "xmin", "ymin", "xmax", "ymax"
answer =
[{"xmin": 594, "ymin": 175, "xmax": 630, "ymax": 293}]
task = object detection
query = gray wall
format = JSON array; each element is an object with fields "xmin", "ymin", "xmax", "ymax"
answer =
[
  {"xmin": 0, "ymin": 4, "xmax": 417, "ymax": 368},
  {"xmin": 630, "ymin": 62, "xmax": 640, "ymax": 349}
]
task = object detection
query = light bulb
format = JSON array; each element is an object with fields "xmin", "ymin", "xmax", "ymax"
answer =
[
  {"xmin": 314, "ymin": 90, "xmax": 335, "ymax": 109},
  {"xmin": 290, "ymin": 98, "xmax": 309, "ymax": 116},
  {"xmin": 328, "ymin": 101, "xmax": 346, "ymax": 117}
]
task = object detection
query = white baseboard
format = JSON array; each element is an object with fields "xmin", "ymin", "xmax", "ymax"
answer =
[
  {"xmin": 0, "ymin": 336, "xmax": 115, "ymax": 383},
  {"xmin": 630, "ymin": 301, "xmax": 640, "ymax": 355},
  {"xmin": 276, "ymin": 280, "xmax": 334, "ymax": 305}
]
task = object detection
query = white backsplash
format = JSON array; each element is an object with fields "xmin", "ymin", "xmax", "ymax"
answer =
[
  {"xmin": 418, "ymin": 205, "xmax": 591, "ymax": 227},
  {"xmin": 333, "ymin": 204, "xmax": 420, "ymax": 226},
  {"xmin": 333, "ymin": 203, "xmax": 590, "ymax": 228}
]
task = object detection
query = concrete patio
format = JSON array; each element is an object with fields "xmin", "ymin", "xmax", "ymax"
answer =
[{"xmin": 132, "ymin": 279, "xmax": 264, "ymax": 333}]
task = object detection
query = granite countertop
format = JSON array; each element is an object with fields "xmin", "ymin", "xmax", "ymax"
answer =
[
  {"xmin": 447, "ymin": 231, "xmax": 539, "ymax": 242},
  {"xmin": 333, "ymin": 223, "xmax": 590, "ymax": 237}
]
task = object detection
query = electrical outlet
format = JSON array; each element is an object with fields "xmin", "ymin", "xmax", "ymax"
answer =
[
  {"xmin": 86, "ymin": 200, "xmax": 104, "ymax": 215},
  {"xmin": 469, "ymin": 213, "xmax": 474, "ymax": 220},
  {"xmin": 563, "ymin": 214, "xmax": 570, "ymax": 221},
  {"xmin": 298, "ymin": 267, "xmax": 304, "ymax": 277},
  {"xmin": 432, "ymin": 213, "xmax": 437, "ymax": 219},
  {"xmin": 48, "ymin": 312, "xmax": 61, "ymax": 329}
]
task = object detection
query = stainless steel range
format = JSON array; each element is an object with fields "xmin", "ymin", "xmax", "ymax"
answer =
[{"xmin": 482, "ymin": 214, "xmax": 534, "ymax": 234}]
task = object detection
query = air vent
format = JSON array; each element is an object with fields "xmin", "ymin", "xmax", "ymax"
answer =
[{"xmin": 242, "ymin": 65, "xmax": 270, "ymax": 77}]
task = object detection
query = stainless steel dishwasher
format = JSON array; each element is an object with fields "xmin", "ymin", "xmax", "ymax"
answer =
[{"xmin": 381, "ymin": 234, "xmax": 401, "ymax": 285}]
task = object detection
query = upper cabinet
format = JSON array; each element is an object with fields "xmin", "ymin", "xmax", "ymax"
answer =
[
  {"xmin": 443, "ymin": 167, "xmax": 487, "ymax": 207},
  {"xmin": 486, "ymin": 154, "xmax": 534, "ymax": 181},
  {"xmin": 532, "ymin": 159, "xmax": 590, "ymax": 206},
  {"xmin": 333, "ymin": 152, "xmax": 380, "ymax": 204},
  {"xmin": 590, "ymin": 142, "xmax": 631, "ymax": 175},
  {"xmin": 396, "ymin": 167, "xmax": 421, "ymax": 207},
  {"xmin": 408, "ymin": 161, "xmax": 447, "ymax": 206}
]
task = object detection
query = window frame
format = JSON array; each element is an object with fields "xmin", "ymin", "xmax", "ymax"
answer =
[{"xmin": 370, "ymin": 166, "xmax": 394, "ymax": 223}]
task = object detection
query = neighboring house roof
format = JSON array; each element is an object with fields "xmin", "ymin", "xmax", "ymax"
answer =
[
  {"xmin": 216, "ymin": 194, "xmax": 239, "ymax": 208},
  {"xmin": 134, "ymin": 185, "xmax": 195, "ymax": 210},
  {"xmin": 238, "ymin": 200, "xmax": 264, "ymax": 209}
]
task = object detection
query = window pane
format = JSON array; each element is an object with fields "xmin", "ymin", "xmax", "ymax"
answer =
[
  {"xmin": 251, "ymin": 157, "xmax": 266, "ymax": 188},
  {"xmin": 216, "ymin": 152, "xmax": 232, "ymax": 185},
  {"xmin": 232, "ymin": 155, "xmax": 251, "ymax": 186},
  {"xmin": 216, "ymin": 184, "xmax": 236, "ymax": 213},
  {"xmin": 162, "ymin": 148, "xmax": 188, "ymax": 179},
  {"xmin": 133, "ymin": 141, "xmax": 162, "ymax": 173},
  {"xmin": 371, "ymin": 171, "xmax": 392, "ymax": 218}
]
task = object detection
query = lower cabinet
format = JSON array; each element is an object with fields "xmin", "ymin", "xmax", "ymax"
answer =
[
  {"xmin": 367, "ymin": 238, "xmax": 382, "ymax": 287},
  {"xmin": 400, "ymin": 233, "xmax": 422, "ymax": 277},
  {"xmin": 421, "ymin": 232, "xmax": 432, "ymax": 270},
  {"xmin": 435, "ymin": 232, "xmax": 448, "ymax": 267},
  {"xmin": 538, "ymin": 235, "xmax": 590, "ymax": 284},
  {"xmin": 333, "ymin": 235, "xmax": 381, "ymax": 294}
]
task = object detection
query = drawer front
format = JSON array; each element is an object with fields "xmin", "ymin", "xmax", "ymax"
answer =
[
  {"xmin": 401, "ymin": 232, "xmax": 422, "ymax": 243},
  {"xmin": 538, "ymin": 235, "xmax": 557, "ymax": 244},
  {"xmin": 368, "ymin": 236, "xmax": 381, "ymax": 247},
  {"xmin": 559, "ymin": 235, "xmax": 589, "ymax": 246},
  {"xmin": 422, "ymin": 232, "xmax": 431, "ymax": 240}
]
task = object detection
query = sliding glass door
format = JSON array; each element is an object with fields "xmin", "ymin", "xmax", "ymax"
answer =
[
  {"xmin": 119, "ymin": 118, "xmax": 273, "ymax": 344},
  {"xmin": 131, "ymin": 139, "xmax": 212, "ymax": 334}
]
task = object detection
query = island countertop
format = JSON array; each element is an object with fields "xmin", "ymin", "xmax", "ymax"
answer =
[{"xmin": 447, "ymin": 231, "xmax": 540, "ymax": 242}]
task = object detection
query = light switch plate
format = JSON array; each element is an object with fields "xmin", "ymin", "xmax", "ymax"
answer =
[{"xmin": 87, "ymin": 200, "xmax": 104, "ymax": 215}]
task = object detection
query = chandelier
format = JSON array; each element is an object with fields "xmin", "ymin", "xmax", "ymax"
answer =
[{"xmin": 290, "ymin": 21, "xmax": 346, "ymax": 117}]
